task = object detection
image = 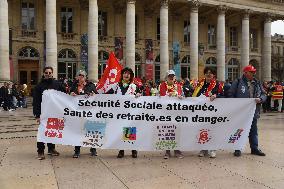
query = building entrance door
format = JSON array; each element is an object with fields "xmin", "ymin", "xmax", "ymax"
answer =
[
  {"xmin": 18, "ymin": 60, "xmax": 39, "ymax": 95},
  {"xmin": 58, "ymin": 61, "xmax": 77, "ymax": 80}
]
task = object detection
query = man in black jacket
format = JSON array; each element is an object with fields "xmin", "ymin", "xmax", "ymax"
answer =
[{"xmin": 33, "ymin": 66, "xmax": 65, "ymax": 160}]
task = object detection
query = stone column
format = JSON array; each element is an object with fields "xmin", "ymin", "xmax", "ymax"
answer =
[
  {"xmin": 217, "ymin": 6, "xmax": 226, "ymax": 81},
  {"xmin": 88, "ymin": 0, "xmax": 98, "ymax": 82},
  {"xmin": 189, "ymin": 3, "xmax": 199, "ymax": 80},
  {"xmin": 46, "ymin": 0, "xmax": 58, "ymax": 77},
  {"xmin": 126, "ymin": 0, "xmax": 136, "ymax": 73},
  {"xmin": 241, "ymin": 10, "xmax": 250, "ymax": 74},
  {"xmin": 160, "ymin": 0, "xmax": 169, "ymax": 81},
  {"xmin": 262, "ymin": 16, "xmax": 272, "ymax": 81},
  {"xmin": 0, "ymin": 0, "xmax": 10, "ymax": 82}
]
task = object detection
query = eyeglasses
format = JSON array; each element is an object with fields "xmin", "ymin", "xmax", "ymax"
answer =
[
  {"xmin": 44, "ymin": 72, "xmax": 52, "ymax": 75},
  {"xmin": 78, "ymin": 74, "xmax": 85, "ymax": 77}
]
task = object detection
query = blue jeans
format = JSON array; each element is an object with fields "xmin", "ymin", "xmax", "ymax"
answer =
[{"xmin": 249, "ymin": 118, "xmax": 258, "ymax": 151}]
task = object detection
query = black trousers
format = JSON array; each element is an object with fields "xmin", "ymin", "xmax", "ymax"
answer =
[
  {"xmin": 74, "ymin": 146, "xmax": 96, "ymax": 153},
  {"xmin": 37, "ymin": 142, "xmax": 55, "ymax": 153}
]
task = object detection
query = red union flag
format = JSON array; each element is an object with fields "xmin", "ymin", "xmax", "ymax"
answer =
[{"xmin": 96, "ymin": 52, "xmax": 122, "ymax": 93}]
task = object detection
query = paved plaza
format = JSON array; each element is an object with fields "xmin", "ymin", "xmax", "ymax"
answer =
[{"xmin": 0, "ymin": 100, "xmax": 284, "ymax": 189}]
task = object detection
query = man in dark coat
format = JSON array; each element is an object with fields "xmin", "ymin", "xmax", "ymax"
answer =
[
  {"xmin": 33, "ymin": 66, "xmax": 65, "ymax": 160},
  {"xmin": 228, "ymin": 65, "xmax": 267, "ymax": 157}
]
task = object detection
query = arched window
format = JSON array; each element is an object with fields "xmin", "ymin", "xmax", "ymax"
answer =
[
  {"xmin": 181, "ymin": 55, "xmax": 190, "ymax": 79},
  {"xmin": 58, "ymin": 49, "xmax": 76, "ymax": 59},
  {"xmin": 227, "ymin": 58, "xmax": 239, "ymax": 81},
  {"xmin": 206, "ymin": 57, "xmax": 217, "ymax": 67},
  {"xmin": 98, "ymin": 51, "xmax": 109, "ymax": 79},
  {"xmin": 154, "ymin": 54, "xmax": 160, "ymax": 82},
  {"xmin": 18, "ymin": 46, "xmax": 39, "ymax": 59},
  {"xmin": 135, "ymin": 52, "xmax": 142, "ymax": 77},
  {"xmin": 58, "ymin": 49, "xmax": 77, "ymax": 80}
]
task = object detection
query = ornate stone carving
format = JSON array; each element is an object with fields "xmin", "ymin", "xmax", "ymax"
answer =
[
  {"xmin": 188, "ymin": 0, "xmax": 201, "ymax": 11},
  {"xmin": 264, "ymin": 13, "xmax": 274, "ymax": 22},
  {"xmin": 217, "ymin": 5, "xmax": 227, "ymax": 15},
  {"xmin": 160, "ymin": 0, "xmax": 168, "ymax": 9},
  {"xmin": 242, "ymin": 9, "xmax": 252, "ymax": 19},
  {"xmin": 126, "ymin": 0, "xmax": 136, "ymax": 4}
]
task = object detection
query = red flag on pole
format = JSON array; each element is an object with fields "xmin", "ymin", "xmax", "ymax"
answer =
[{"xmin": 96, "ymin": 52, "xmax": 122, "ymax": 93}]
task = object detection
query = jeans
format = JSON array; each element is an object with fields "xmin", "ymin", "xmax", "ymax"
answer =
[
  {"xmin": 249, "ymin": 118, "xmax": 258, "ymax": 151},
  {"xmin": 37, "ymin": 142, "xmax": 55, "ymax": 153},
  {"xmin": 12, "ymin": 96, "xmax": 18, "ymax": 108}
]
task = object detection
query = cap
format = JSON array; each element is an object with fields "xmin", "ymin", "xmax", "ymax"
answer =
[
  {"xmin": 167, "ymin": 70, "xmax": 176, "ymax": 76},
  {"xmin": 243, "ymin": 65, "xmax": 256, "ymax": 73}
]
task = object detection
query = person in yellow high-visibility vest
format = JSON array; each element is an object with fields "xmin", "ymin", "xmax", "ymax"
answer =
[{"xmin": 271, "ymin": 82, "xmax": 283, "ymax": 112}]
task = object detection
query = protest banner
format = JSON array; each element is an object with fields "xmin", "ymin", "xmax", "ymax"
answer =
[{"xmin": 38, "ymin": 90, "xmax": 256, "ymax": 151}]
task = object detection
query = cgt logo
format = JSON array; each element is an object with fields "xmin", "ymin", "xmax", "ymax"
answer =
[
  {"xmin": 197, "ymin": 129, "xmax": 211, "ymax": 144},
  {"xmin": 45, "ymin": 118, "xmax": 65, "ymax": 138}
]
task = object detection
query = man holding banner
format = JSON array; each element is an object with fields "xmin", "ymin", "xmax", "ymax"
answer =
[
  {"xmin": 33, "ymin": 66, "xmax": 65, "ymax": 160},
  {"xmin": 228, "ymin": 65, "xmax": 266, "ymax": 157}
]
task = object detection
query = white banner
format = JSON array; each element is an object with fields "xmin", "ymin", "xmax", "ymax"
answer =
[{"xmin": 38, "ymin": 90, "xmax": 256, "ymax": 151}]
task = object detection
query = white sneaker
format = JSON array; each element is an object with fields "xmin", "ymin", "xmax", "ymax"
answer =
[
  {"xmin": 209, "ymin": 150, "xmax": 216, "ymax": 158},
  {"xmin": 198, "ymin": 150, "xmax": 206, "ymax": 157}
]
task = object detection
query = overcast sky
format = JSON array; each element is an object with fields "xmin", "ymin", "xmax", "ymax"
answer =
[{"xmin": 272, "ymin": 20, "xmax": 284, "ymax": 35}]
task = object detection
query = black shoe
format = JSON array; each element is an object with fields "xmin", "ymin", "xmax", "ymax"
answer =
[
  {"xmin": 73, "ymin": 152, "xmax": 80, "ymax": 158},
  {"xmin": 251, "ymin": 149, "xmax": 266, "ymax": 156},
  {"xmin": 90, "ymin": 148, "xmax": 97, "ymax": 156},
  {"xmin": 48, "ymin": 149, "xmax": 60, "ymax": 156},
  {"xmin": 117, "ymin": 150, "xmax": 124, "ymax": 158},
  {"xmin": 234, "ymin": 150, "xmax": 242, "ymax": 157},
  {"xmin": 38, "ymin": 152, "xmax": 45, "ymax": 160},
  {"xmin": 132, "ymin": 150, "xmax": 137, "ymax": 158}
]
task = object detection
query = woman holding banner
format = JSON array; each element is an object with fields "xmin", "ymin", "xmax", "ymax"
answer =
[
  {"xmin": 192, "ymin": 67, "xmax": 224, "ymax": 158},
  {"xmin": 106, "ymin": 67, "xmax": 141, "ymax": 158},
  {"xmin": 159, "ymin": 70, "xmax": 184, "ymax": 159},
  {"xmin": 70, "ymin": 70, "xmax": 98, "ymax": 158}
]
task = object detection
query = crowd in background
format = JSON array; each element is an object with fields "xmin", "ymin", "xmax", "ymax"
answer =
[
  {"xmin": 134, "ymin": 77, "xmax": 284, "ymax": 113},
  {"xmin": 0, "ymin": 82, "xmax": 29, "ymax": 111},
  {"xmin": 1, "ymin": 76, "xmax": 283, "ymax": 114}
]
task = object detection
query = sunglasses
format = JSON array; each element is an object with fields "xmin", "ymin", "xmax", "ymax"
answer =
[
  {"xmin": 78, "ymin": 74, "xmax": 85, "ymax": 77},
  {"xmin": 44, "ymin": 72, "xmax": 52, "ymax": 74}
]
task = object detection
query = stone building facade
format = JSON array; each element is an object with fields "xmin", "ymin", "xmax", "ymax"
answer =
[
  {"xmin": 271, "ymin": 33, "xmax": 284, "ymax": 81},
  {"xmin": 1, "ymin": 0, "xmax": 284, "ymax": 91}
]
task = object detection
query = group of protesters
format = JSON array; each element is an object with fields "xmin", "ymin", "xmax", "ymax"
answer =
[
  {"xmin": 0, "ymin": 82, "xmax": 29, "ymax": 111},
  {"xmin": 262, "ymin": 81, "xmax": 284, "ymax": 113},
  {"xmin": 33, "ymin": 63, "xmax": 273, "ymax": 161}
]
